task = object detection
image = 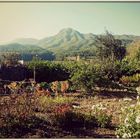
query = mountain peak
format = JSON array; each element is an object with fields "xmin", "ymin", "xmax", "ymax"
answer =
[
  {"xmin": 60, "ymin": 28, "xmax": 75, "ymax": 33},
  {"xmin": 59, "ymin": 28, "xmax": 81, "ymax": 35},
  {"xmin": 58, "ymin": 27, "xmax": 84, "ymax": 39}
]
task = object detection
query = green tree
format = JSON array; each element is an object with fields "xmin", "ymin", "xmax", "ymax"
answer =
[
  {"xmin": 96, "ymin": 31, "xmax": 126, "ymax": 62},
  {"xmin": 0, "ymin": 52, "xmax": 21, "ymax": 66}
]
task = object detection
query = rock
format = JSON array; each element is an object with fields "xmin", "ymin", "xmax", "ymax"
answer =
[{"xmin": 123, "ymin": 98, "xmax": 132, "ymax": 101}]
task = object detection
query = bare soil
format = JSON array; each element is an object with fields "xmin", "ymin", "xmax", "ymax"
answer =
[{"xmin": 0, "ymin": 91, "xmax": 137, "ymax": 138}]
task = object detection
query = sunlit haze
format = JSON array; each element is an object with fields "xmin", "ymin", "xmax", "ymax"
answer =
[{"xmin": 0, "ymin": 2, "xmax": 140, "ymax": 43}]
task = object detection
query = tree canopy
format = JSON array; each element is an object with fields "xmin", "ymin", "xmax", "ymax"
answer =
[{"xmin": 96, "ymin": 31, "xmax": 126, "ymax": 62}]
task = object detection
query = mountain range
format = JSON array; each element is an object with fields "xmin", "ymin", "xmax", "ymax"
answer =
[{"xmin": 0, "ymin": 28, "xmax": 140, "ymax": 60}]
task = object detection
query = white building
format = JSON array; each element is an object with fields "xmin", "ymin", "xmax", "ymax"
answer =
[{"xmin": 18, "ymin": 60, "xmax": 24, "ymax": 65}]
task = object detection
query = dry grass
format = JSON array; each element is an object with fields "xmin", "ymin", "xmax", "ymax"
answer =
[{"xmin": 75, "ymin": 96, "xmax": 136, "ymax": 125}]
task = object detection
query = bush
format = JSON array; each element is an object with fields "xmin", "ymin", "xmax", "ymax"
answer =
[
  {"xmin": 116, "ymin": 97, "xmax": 140, "ymax": 138},
  {"xmin": 0, "ymin": 93, "xmax": 39, "ymax": 137},
  {"xmin": 65, "ymin": 61, "xmax": 110, "ymax": 93},
  {"xmin": 96, "ymin": 113, "xmax": 112, "ymax": 128},
  {"xmin": 27, "ymin": 61, "xmax": 70, "ymax": 83},
  {"xmin": 0, "ymin": 93, "xmax": 36, "ymax": 122},
  {"xmin": 91, "ymin": 103, "xmax": 112, "ymax": 128}
]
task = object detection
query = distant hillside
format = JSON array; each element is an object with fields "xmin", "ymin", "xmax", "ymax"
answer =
[
  {"xmin": 0, "ymin": 43, "xmax": 43, "ymax": 53},
  {"xmin": 37, "ymin": 28, "xmax": 98, "ymax": 54},
  {"xmin": 37, "ymin": 28, "xmax": 140, "ymax": 55},
  {"xmin": 0, "ymin": 43, "xmax": 55, "ymax": 61},
  {"xmin": 114, "ymin": 35, "xmax": 140, "ymax": 41},
  {"xmin": 1, "ymin": 28, "xmax": 140, "ymax": 59},
  {"xmin": 11, "ymin": 38, "xmax": 39, "ymax": 45}
]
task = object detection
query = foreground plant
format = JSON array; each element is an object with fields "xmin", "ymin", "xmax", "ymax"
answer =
[
  {"xmin": 116, "ymin": 95, "xmax": 140, "ymax": 138},
  {"xmin": 0, "ymin": 93, "xmax": 38, "ymax": 126},
  {"xmin": 91, "ymin": 103, "xmax": 112, "ymax": 128}
]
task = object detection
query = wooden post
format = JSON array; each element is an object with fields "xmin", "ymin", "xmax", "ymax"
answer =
[{"xmin": 33, "ymin": 66, "xmax": 36, "ymax": 82}]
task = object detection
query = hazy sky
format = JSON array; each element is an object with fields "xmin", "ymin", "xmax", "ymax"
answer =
[{"xmin": 0, "ymin": 2, "xmax": 140, "ymax": 43}]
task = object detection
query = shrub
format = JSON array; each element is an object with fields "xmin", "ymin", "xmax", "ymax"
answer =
[
  {"xmin": 67, "ymin": 62, "xmax": 110, "ymax": 93},
  {"xmin": 116, "ymin": 97, "xmax": 140, "ymax": 138},
  {"xmin": 91, "ymin": 103, "xmax": 112, "ymax": 128},
  {"xmin": 0, "ymin": 93, "xmax": 37, "ymax": 121},
  {"xmin": 27, "ymin": 61, "xmax": 70, "ymax": 83},
  {"xmin": 96, "ymin": 113, "xmax": 112, "ymax": 128},
  {"xmin": 0, "ymin": 93, "xmax": 39, "ymax": 137}
]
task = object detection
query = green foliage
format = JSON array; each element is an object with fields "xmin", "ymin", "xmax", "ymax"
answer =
[
  {"xmin": 116, "ymin": 98, "xmax": 140, "ymax": 138},
  {"xmin": 26, "ymin": 61, "xmax": 70, "ymax": 83},
  {"xmin": 121, "ymin": 58, "xmax": 140, "ymax": 75},
  {"xmin": 61, "ymin": 60, "xmax": 129, "ymax": 92},
  {"xmin": 2, "ymin": 53, "xmax": 139, "ymax": 91},
  {"xmin": 98, "ymin": 58, "xmax": 140, "ymax": 82},
  {"xmin": 96, "ymin": 113, "xmax": 112, "ymax": 128},
  {"xmin": 96, "ymin": 30, "xmax": 126, "ymax": 61},
  {"xmin": 74, "ymin": 65, "xmax": 106, "ymax": 92},
  {"xmin": 91, "ymin": 103, "xmax": 112, "ymax": 128},
  {"xmin": 39, "ymin": 82, "xmax": 50, "ymax": 90},
  {"xmin": 63, "ymin": 61, "xmax": 107, "ymax": 92}
]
